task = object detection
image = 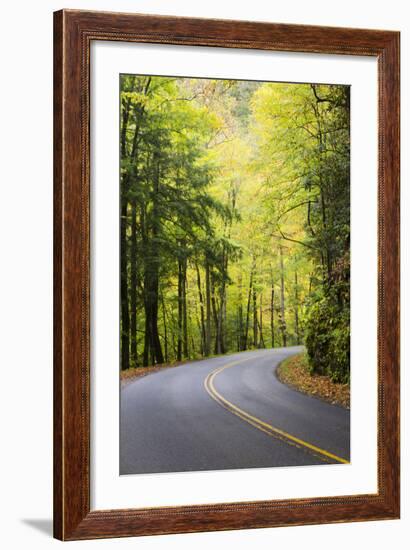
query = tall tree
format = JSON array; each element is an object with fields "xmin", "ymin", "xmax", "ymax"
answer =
[{"xmin": 119, "ymin": 76, "xmax": 350, "ymax": 381}]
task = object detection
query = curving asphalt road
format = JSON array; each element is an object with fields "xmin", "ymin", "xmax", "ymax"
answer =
[{"xmin": 120, "ymin": 347, "xmax": 350, "ymax": 475}]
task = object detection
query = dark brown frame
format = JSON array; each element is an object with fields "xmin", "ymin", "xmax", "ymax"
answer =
[{"xmin": 54, "ymin": 9, "xmax": 400, "ymax": 541}]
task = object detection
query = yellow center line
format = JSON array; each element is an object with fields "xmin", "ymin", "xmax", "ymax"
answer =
[{"xmin": 204, "ymin": 358, "xmax": 349, "ymax": 465}]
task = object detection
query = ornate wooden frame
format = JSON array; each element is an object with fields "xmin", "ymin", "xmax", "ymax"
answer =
[{"xmin": 53, "ymin": 9, "xmax": 400, "ymax": 540}]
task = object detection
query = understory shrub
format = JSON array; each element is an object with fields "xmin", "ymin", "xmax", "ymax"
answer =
[{"xmin": 304, "ymin": 294, "xmax": 350, "ymax": 384}]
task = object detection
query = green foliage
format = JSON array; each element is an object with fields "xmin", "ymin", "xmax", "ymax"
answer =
[
  {"xmin": 304, "ymin": 292, "xmax": 350, "ymax": 383},
  {"xmin": 119, "ymin": 74, "xmax": 350, "ymax": 381},
  {"xmin": 251, "ymin": 82, "xmax": 350, "ymax": 381}
]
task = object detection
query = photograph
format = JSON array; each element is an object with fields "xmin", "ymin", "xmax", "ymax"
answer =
[
  {"xmin": 119, "ymin": 74, "xmax": 351, "ymax": 475},
  {"xmin": 50, "ymin": 6, "xmax": 400, "ymax": 542}
]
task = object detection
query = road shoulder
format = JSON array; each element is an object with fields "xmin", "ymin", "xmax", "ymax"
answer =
[{"xmin": 276, "ymin": 353, "xmax": 350, "ymax": 409}]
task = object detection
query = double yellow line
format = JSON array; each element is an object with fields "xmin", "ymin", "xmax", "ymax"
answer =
[{"xmin": 204, "ymin": 358, "xmax": 349, "ymax": 465}]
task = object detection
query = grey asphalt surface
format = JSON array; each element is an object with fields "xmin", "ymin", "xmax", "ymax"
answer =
[{"xmin": 120, "ymin": 347, "xmax": 350, "ymax": 475}]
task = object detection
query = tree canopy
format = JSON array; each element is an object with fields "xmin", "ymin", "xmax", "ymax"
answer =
[{"xmin": 120, "ymin": 75, "xmax": 350, "ymax": 383}]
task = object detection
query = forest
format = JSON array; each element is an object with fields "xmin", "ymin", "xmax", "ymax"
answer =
[{"xmin": 120, "ymin": 74, "xmax": 350, "ymax": 383}]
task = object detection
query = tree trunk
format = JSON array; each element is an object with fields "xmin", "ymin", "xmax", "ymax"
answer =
[
  {"xmin": 244, "ymin": 270, "xmax": 253, "ymax": 350},
  {"xmin": 143, "ymin": 304, "xmax": 150, "ymax": 367},
  {"xmin": 143, "ymin": 264, "xmax": 164, "ymax": 366},
  {"xmin": 217, "ymin": 245, "xmax": 228, "ymax": 355},
  {"xmin": 177, "ymin": 259, "xmax": 183, "ymax": 361},
  {"xmin": 196, "ymin": 263, "xmax": 206, "ymax": 356},
  {"xmin": 119, "ymin": 91, "xmax": 133, "ymax": 371},
  {"xmin": 205, "ymin": 259, "xmax": 211, "ymax": 356},
  {"xmin": 294, "ymin": 271, "xmax": 300, "ymax": 345},
  {"xmin": 211, "ymin": 275, "xmax": 221, "ymax": 355},
  {"xmin": 259, "ymin": 293, "xmax": 265, "ymax": 348},
  {"xmin": 216, "ymin": 288, "xmax": 224, "ymax": 355},
  {"xmin": 279, "ymin": 246, "xmax": 287, "ymax": 347},
  {"xmin": 130, "ymin": 201, "xmax": 138, "ymax": 367},
  {"xmin": 238, "ymin": 272, "xmax": 243, "ymax": 351},
  {"xmin": 142, "ymin": 152, "xmax": 164, "ymax": 366},
  {"xmin": 257, "ymin": 319, "xmax": 265, "ymax": 348},
  {"xmin": 120, "ymin": 76, "xmax": 151, "ymax": 370},
  {"xmin": 182, "ymin": 259, "xmax": 188, "ymax": 358},
  {"xmin": 120, "ymin": 199, "xmax": 130, "ymax": 371},
  {"xmin": 161, "ymin": 290, "xmax": 168, "ymax": 363},
  {"xmin": 253, "ymin": 286, "xmax": 258, "ymax": 348},
  {"xmin": 195, "ymin": 313, "xmax": 203, "ymax": 355},
  {"xmin": 270, "ymin": 272, "xmax": 275, "ymax": 348}
]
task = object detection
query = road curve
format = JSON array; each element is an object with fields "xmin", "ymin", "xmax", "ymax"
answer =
[{"xmin": 120, "ymin": 347, "xmax": 350, "ymax": 475}]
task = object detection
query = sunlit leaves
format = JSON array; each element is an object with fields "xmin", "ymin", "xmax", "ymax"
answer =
[{"xmin": 120, "ymin": 74, "xmax": 350, "ymax": 375}]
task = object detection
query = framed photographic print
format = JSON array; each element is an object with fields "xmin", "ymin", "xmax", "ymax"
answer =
[{"xmin": 54, "ymin": 9, "xmax": 400, "ymax": 540}]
